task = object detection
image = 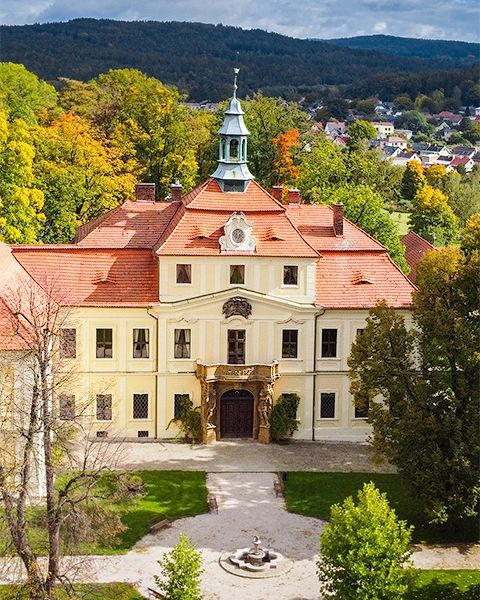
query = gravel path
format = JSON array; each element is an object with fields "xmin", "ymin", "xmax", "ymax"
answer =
[{"xmin": 0, "ymin": 471, "xmax": 478, "ymax": 598}]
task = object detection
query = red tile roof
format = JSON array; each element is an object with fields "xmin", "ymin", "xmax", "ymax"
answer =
[
  {"xmin": 75, "ymin": 201, "xmax": 179, "ymax": 248},
  {"xmin": 316, "ymin": 252, "xmax": 414, "ymax": 309},
  {"xmin": 401, "ymin": 231, "xmax": 435, "ymax": 283},
  {"xmin": 11, "ymin": 247, "xmax": 158, "ymax": 306}
]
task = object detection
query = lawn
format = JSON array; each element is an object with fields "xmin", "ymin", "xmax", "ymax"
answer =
[
  {"xmin": 408, "ymin": 570, "xmax": 480, "ymax": 599},
  {"xmin": 0, "ymin": 583, "xmax": 144, "ymax": 599},
  {"xmin": 389, "ymin": 210, "xmax": 410, "ymax": 236},
  {"xmin": 0, "ymin": 470, "xmax": 208, "ymax": 556},
  {"xmin": 284, "ymin": 472, "xmax": 478, "ymax": 544}
]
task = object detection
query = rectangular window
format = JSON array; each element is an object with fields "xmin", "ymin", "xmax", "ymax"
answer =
[
  {"xmin": 59, "ymin": 328, "xmax": 76, "ymax": 359},
  {"xmin": 176, "ymin": 264, "xmax": 191, "ymax": 284},
  {"xmin": 58, "ymin": 393, "xmax": 75, "ymax": 420},
  {"xmin": 174, "ymin": 393, "xmax": 190, "ymax": 419},
  {"xmin": 320, "ymin": 392, "xmax": 336, "ymax": 419},
  {"xmin": 321, "ymin": 328, "xmax": 337, "ymax": 358},
  {"xmin": 283, "ymin": 265, "xmax": 298, "ymax": 286},
  {"xmin": 355, "ymin": 401, "xmax": 369, "ymax": 419},
  {"xmin": 356, "ymin": 328, "xmax": 365, "ymax": 338},
  {"xmin": 96, "ymin": 328, "xmax": 113, "ymax": 359},
  {"xmin": 133, "ymin": 328, "xmax": 149, "ymax": 358},
  {"xmin": 230, "ymin": 265, "xmax": 245, "ymax": 285},
  {"xmin": 133, "ymin": 393, "xmax": 149, "ymax": 419},
  {"xmin": 174, "ymin": 329, "xmax": 191, "ymax": 359},
  {"xmin": 96, "ymin": 394, "xmax": 112, "ymax": 421},
  {"xmin": 282, "ymin": 330, "xmax": 298, "ymax": 359},
  {"xmin": 228, "ymin": 329, "xmax": 246, "ymax": 364},
  {"xmin": 137, "ymin": 430, "xmax": 149, "ymax": 438}
]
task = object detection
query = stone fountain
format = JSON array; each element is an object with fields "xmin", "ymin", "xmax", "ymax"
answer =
[{"xmin": 220, "ymin": 535, "xmax": 292, "ymax": 578}]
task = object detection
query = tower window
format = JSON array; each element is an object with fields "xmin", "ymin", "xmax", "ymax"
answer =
[
  {"xmin": 230, "ymin": 138, "xmax": 239, "ymax": 160},
  {"xmin": 223, "ymin": 180, "xmax": 245, "ymax": 192}
]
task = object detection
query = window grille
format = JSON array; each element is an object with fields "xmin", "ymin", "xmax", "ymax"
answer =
[
  {"xmin": 282, "ymin": 330, "xmax": 298, "ymax": 358},
  {"xmin": 320, "ymin": 393, "xmax": 336, "ymax": 419},
  {"xmin": 174, "ymin": 394, "xmax": 190, "ymax": 419},
  {"xmin": 228, "ymin": 329, "xmax": 246, "ymax": 364},
  {"xmin": 321, "ymin": 329, "xmax": 337, "ymax": 358},
  {"xmin": 174, "ymin": 329, "xmax": 191, "ymax": 359},
  {"xmin": 96, "ymin": 329, "xmax": 113, "ymax": 358},
  {"xmin": 176, "ymin": 264, "xmax": 192, "ymax": 284},
  {"xmin": 230, "ymin": 265, "xmax": 245, "ymax": 285},
  {"xmin": 96, "ymin": 394, "xmax": 112, "ymax": 421},
  {"xmin": 133, "ymin": 328, "xmax": 149, "ymax": 358},
  {"xmin": 137, "ymin": 430, "xmax": 149, "ymax": 438},
  {"xmin": 58, "ymin": 393, "xmax": 75, "ymax": 420},
  {"xmin": 59, "ymin": 328, "xmax": 76, "ymax": 358},
  {"xmin": 96, "ymin": 431, "xmax": 108, "ymax": 438},
  {"xmin": 355, "ymin": 401, "xmax": 369, "ymax": 419},
  {"xmin": 133, "ymin": 393, "xmax": 149, "ymax": 419},
  {"xmin": 283, "ymin": 265, "xmax": 298, "ymax": 285}
]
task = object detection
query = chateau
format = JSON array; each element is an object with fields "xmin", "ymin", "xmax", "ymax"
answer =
[{"xmin": 0, "ymin": 79, "xmax": 415, "ymax": 444}]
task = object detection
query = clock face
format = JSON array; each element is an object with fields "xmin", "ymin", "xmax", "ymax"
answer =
[{"xmin": 231, "ymin": 228, "xmax": 246, "ymax": 244}]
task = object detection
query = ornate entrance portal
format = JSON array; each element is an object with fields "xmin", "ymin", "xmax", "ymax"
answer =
[
  {"xmin": 220, "ymin": 390, "xmax": 254, "ymax": 438},
  {"xmin": 196, "ymin": 362, "xmax": 279, "ymax": 444}
]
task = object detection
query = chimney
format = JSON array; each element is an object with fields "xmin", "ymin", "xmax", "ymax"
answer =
[
  {"xmin": 271, "ymin": 185, "xmax": 283, "ymax": 202},
  {"xmin": 135, "ymin": 183, "xmax": 156, "ymax": 203},
  {"xmin": 333, "ymin": 203, "xmax": 344, "ymax": 236},
  {"xmin": 170, "ymin": 180, "xmax": 183, "ymax": 202},
  {"xmin": 287, "ymin": 188, "xmax": 301, "ymax": 206}
]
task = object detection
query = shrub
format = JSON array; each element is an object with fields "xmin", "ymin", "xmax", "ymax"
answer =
[
  {"xmin": 167, "ymin": 396, "xmax": 202, "ymax": 443},
  {"xmin": 271, "ymin": 393, "xmax": 300, "ymax": 442},
  {"xmin": 154, "ymin": 533, "xmax": 204, "ymax": 600},
  {"xmin": 317, "ymin": 482, "xmax": 413, "ymax": 600}
]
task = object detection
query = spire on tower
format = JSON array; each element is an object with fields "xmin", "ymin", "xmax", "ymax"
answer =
[{"xmin": 233, "ymin": 67, "xmax": 239, "ymax": 99}]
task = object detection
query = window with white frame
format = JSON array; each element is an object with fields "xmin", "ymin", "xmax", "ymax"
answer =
[
  {"xmin": 133, "ymin": 393, "xmax": 149, "ymax": 419},
  {"xmin": 58, "ymin": 393, "xmax": 75, "ymax": 420},
  {"xmin": 174, "ymin": 329, "xmax": 191, "ymax": 359},
  {"xmin": 354, "ymin": 400, "xmax": 369, "ymax": 419},
  {"xmin": 96, "ymin": 328, "xmax": 113, "ymax": 358},
  {"xmin": 283, "ymin": 265, "xmax": 298, "ymax": 286},
  {"xmin": 133, "ymin": 328, "xmax": 149, "ymax": 358},
  {"xmin": 321, "ymin": 328, "xmax": 337, "ymax": 358},
  {"xmin": 282, "ymin": 330, "xmax": 298, "ymax": 358},
  {"xmin": 320, "ymin": 392, "xmax": 336, "ymax": 419},
  {"xmin": 174, "ymin": 393, "xmax": 190, "ymax": 419},
  {"xmin": 176, "ymin": 264, "xmax": 192, "ymax": 284}
]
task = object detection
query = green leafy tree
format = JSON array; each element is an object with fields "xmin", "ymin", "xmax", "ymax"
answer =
[
  {"xmin": 348, "ymin": 240, "xmax": 480, "ymax": 524},
  {"xmin": 242, "ymin": 92, "xmax": 309, "ymax": 187},
  {"xmin": 317, "ymin": 482, "xmax": 412, "ymax": 600},
  {"xmin": 0, "ymin": 63, "xmax": 57, "ymax": 124},
  {"xmin": 0, "ymin": 109, "xmax": 45, "ymax": 243},
  {"xmin": 347, "ymin": 120, "xmax": 377, "ymax": 148},
  {"xmin": 271, "ymin": 393, "xmax": 300, "ymax": 442},
  {"xmin": 155, "ymin": 533, "xmax": 204, "ymax": 600},
  {"xmin": 410, "ymin": 185, "xmax": 459, "ymax": 245},
  {"xmin": 401, "ymin": 160, "xmax": 426, "ymax": 202},
  {"xmin": 298, "ymin": 138, "xmax": 347, "ymax": 201}
]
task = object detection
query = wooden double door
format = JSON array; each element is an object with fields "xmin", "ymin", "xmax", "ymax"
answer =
[{"xmin": 220, "ymin": 389, "xmax": 254, "ymax": 438}]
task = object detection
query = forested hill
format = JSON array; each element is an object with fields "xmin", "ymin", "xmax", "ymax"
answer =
[
  {"xmin": 325, "ymin": 35, "xmax": 479, "ymax": 65},
  {"xmin": 1, "ymin": 19, "xmax": 477, "ymax": 101}
]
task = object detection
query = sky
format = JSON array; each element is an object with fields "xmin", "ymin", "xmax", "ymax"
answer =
[{"xmin": 1, "ymin": 0, "xmax": 479, "ymax": 42}]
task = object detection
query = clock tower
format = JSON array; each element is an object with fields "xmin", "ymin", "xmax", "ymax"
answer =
[{"xmin": 211, "ymin": 69, "xmax": 254, "ymax": 192}]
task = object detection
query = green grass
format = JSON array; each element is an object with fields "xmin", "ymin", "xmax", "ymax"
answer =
[
  {"xmin": 415, "ymin": 570, "xmax": 480, "ymax": 590},
  {"xmin": 0, "ymin": 471, "xmax": 207, "ymax": 556},
  {"xmin": 389, "ymin": 210, "xmax": 410, "ymax": 236},
  {"xmin": 0, "ymin": 583, "xmax": 144, "ymax": 599},
  {"xmin": 407, "ymin": 570, "xmax": 480, "ymax": 599},
  {"xmin": 284, "ymin": 472, "xmax": 478, "ymax": 544}
]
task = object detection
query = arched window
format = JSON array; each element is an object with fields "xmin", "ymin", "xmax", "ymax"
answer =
[
  {"xmin": 220, "ymin": 138, "xmax": 226, "ymax": 160},
  {"xmin": 230, "ymin": 139, "xmax": 239, "ymax": 160},
  {"xmin": 241, "ymin": 139, "xmax": 247, "ymax": 160}
]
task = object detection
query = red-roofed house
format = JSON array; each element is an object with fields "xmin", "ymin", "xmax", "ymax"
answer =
[
  {"xmin": 0, "ymin": 80, "xmax": 414, "ymax": 444},
  {"xmin": 401, "ymin": 231, "xmax": 435, "ymax": 283}
]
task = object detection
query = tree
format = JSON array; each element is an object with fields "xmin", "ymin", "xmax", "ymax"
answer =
[
  {"xmin": 347, "ymin": 120, "xmax": 377, "ymax": 148},
  {"xmin": 410, "ymin": 185, "xmax": 459, "ymax": 245},
  {"xmin": 401, "ymin": 160, "xmax": 426, "ymax": 202},
  {"xmin": 0, "ymin": 63, "xmax": 57, "ymax": 124},
  {"xmin": 272, "ymin": 128, "xmax": 300, "ymax": 185},
  {"xmin": 33, "ymin": 112, "xmax": 137, "ymax": 243},
  {"xmin": 317, "ymin": 482, "xmax": 412, "ymax": 600},
  {"xmin": 298, "ymin": 137, "xmax": 347, "ymax": 201},
  {"xmin": 0, "ymin": 109, "xmax": 46, "ymax": 243},
  {"xmin": 271, "ymin": 393, "xmax": 300, "ymax": 442},
  {"xmin": 348, "ymin": 239, "xmax": 480, "ymax": 523},
  {"xmin": 243, "ymin": 92, "xmax": 308, "ymax": 188},
  {"xmin": 154, "ymin": 533, "xmax": 204, "ymax": 600},
  {"xmin": 0, "ymin": 275, "xmax": 136, "ymax": 599}
]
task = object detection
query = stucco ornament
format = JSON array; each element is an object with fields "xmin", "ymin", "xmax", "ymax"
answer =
[
  {"xmin": 222, "ymin": 297, "xmax": 252, "ymax": 319},
  {"xmin": 220, "ymin": 212, "xmax": 256, "ymax": 252}
]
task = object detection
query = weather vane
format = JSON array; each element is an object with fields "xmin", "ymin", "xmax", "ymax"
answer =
[{"xmin": 233, "ymin": 67, "xmax": 240, "ymax": 98}]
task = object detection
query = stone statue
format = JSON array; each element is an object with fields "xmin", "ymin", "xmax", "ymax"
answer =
[
  {"xmin": 207, "ymin": 386, "xmax": 217, "ymax": 428},
  {"xmin": 258, "ymin": 384, "xmax": 273, "ymax": 428}
]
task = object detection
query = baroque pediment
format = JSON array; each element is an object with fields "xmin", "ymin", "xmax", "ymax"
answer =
[{"xmin": 219, "ymin": 212, "xmax": 256, "ymax": 253}]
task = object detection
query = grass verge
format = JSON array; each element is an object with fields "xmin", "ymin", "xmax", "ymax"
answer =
[
  {"xmin": 284, "ymin": 472, "xmax": 477, "ymax": 544},
  {"xmin": 0, "ymin": 583, "xmax": 144, "ymax": 599}
]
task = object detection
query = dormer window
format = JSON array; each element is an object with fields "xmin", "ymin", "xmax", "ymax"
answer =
[
  {"xmin": 230, "ymin": 265, "xmax": 245, "ymax": 285},
  {"xmin": 176, "ymin": 264, "xmax": 191, "ymax": 284},
  {"xmin": 283, "ymin": 265, "xmax": 298, "ymax": 286}
]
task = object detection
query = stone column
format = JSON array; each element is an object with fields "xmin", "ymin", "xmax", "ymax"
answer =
[
  {"xmin": 257, "ymin": 382, "xmax": 273, "ymax": 444},
  {"xmin": 200, "ymin": 380, "xmax": 217, "ymax": 444}
]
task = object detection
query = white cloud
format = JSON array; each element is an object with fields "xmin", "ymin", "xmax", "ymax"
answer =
[{"xmin": 0, "ymin": 0, "xmax": 478, "ymax": 42}]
